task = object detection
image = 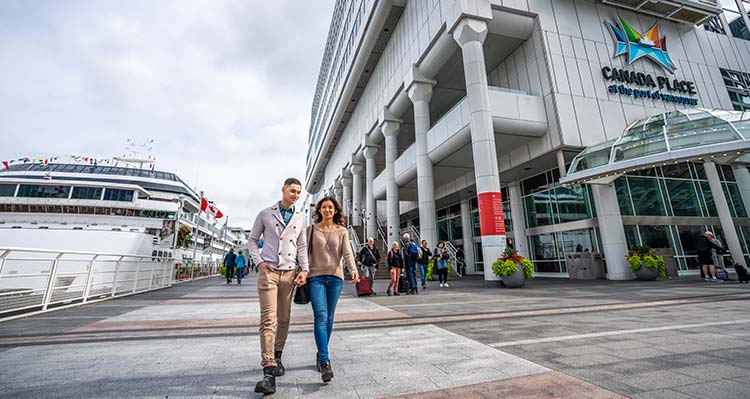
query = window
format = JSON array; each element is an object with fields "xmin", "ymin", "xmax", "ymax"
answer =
[
  {"xmin": 704, "ymin": 14, "xmax": 726, "ymax": 35},
  {"xmin": 0, "ymin": 184, "xmax": 16, "ymax": 197},
  {"xmin": 103, "ymin": 189, "xmax": 134, "ymax": 202},
  {"xmin": 721, "ymin": 68, "xmax": 750, "ymax": 111},
  {"xmin": 723, "ymin": 0, "xmax": 750, "ymax": 40},
  {"xmin": 71, "ymin": 186, "xmax": 103, "ymax": 200},
  {"xmin": 17, "ymin": 185, "xmax": 70, "ymax": 198}
]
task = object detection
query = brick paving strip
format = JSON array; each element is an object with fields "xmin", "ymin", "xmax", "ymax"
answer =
[
  {"xmin": 385, "ymin": 371, "xmax": 628, "ymax": 399},
  {"xmin": 0, "ymin": 292, "xmax": 747, "ymax": 347}
]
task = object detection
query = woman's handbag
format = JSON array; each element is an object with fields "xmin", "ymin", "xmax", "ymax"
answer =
[{"xmin": 294, "ymin": 283, "xmax": 310, "ymax": 305}]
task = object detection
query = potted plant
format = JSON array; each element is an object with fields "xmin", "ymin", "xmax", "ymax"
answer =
[
  {"xmin": 627, "ymin": 245, "xmax": 666, "ymax": 281},
  {"xmin": 492, "ymin": 247, "xmax": 534, "ymax": 288}
]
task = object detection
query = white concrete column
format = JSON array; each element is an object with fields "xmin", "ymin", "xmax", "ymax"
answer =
[
  {"xmin": 407, "ymin": 77, "xmax": 438, "ymax": 249},
  {"xmin": 591, "ymin": 183, "xmax": 631, "ymax": 280},
  {"xmin": 334, "ymin": 181, "xmax": 343, "ymax": 209},
  {"xmin": 733, "ymin": 165, "xmax": 750, "ymax": 217},
  {"xmin": 508, "ymin": 182, "xmax": 529, "ymax": 259},
  {"xmin": 460, "ymin": 199, "xmax": 476, "ymax": 272},
  {"xmin": 341, "ymin": 174, "xmax": 352, "ymax": 222},
  {"xmin": 350, "ymin": 163, "xmax": 364, "ymax": 227},
  {"xmin": 705, "ymin": 161, "xmax": 744, "ymax": 262},
  {"xmin": 453, "ymin": 17, "xmax": 505, "ymax": 281},
  {"xmin": 382, "ymin": 120, "xmax": 401, "ymax": 241},
  {"xmin": 363, "ymin": 145, "xmax": 378, "ymax": 241},
  {"xmin": 556, "ymin": 150, "xmax": 567, "ymax": 178}
]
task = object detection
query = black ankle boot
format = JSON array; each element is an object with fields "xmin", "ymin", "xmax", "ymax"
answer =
[
  {"xmin": 254, "ymin": 367, "xmax": 276, "ymax": 394},
  {"xmin": 274, "ymin": 351, "xmax": 285, "ymax": 377},
  {"xmin": 320, "ymin": 362, "xmax": 333, "ymax": 383}
]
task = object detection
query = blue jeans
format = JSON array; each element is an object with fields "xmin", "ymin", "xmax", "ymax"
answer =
[
  {"xmin": 406, "ymin": 262, "xmax": 418, "ymax": 291},
  {"xmin": 307, "ymin": 275, "xmax": 344, "ymax": 365},
  {"xmin": 236, "ymin": 267, "xmax": 244, "ymax": 283},
  {"xmin": 418, "ymin": 263, "xmax": 428, "ymax": 287}
]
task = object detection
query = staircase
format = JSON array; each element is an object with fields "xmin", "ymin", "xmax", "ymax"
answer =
[
  {"xmin": 347, "ymin": 222, "xmax": 391, "ymax": 281},
  {"xmin": 399, "ymin": 225, "xmax": 462, "ymax": 278}
]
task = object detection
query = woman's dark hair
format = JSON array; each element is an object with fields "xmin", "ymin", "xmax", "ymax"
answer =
[
  {"xmin": 437, "ymin": 241, "xmax": 445, "ymax": 248},
  {"xmin": 313, "ymin": 196, "xmax": 347, "ymax": 226}
]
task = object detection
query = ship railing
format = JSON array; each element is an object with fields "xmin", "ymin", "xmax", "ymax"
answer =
[{"xmin": 0, "ymin": 246, "xmax": 221, "ymax": 322}]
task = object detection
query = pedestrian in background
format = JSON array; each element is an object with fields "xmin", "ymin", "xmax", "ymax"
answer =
[
  {"xmin": 224, "ymin": 248, "xmax": 237, "ymax": 284},
  {"xmin": 417, "ymin": 240, "xmax": 431, "ymax": 290},
  {"xmin": 434, "ymin": 241, "xmax": 449, "ymax": 288},
  {"xmin": 235, "ymin": 250, "xmax": 247, "ymax": 284},
  {"xmin": 386, "ymin": 241, "xmax": 402, "ymax": 296}
]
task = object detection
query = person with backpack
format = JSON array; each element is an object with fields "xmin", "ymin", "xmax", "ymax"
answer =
[
  {"xmin": 400, "ymin": 233, "xmax": 420, "ymax": 295},
  {"xmin": 224, "ymin": 248, "xmax": 237, "ymax": 284},
  {"xmin": 386, "ymin": 241, "xmax": 402, "ymax": 296},
  {"xmin": 358, "ymin": 238, "xmax": 380, "ymax": 279},
  {"xmin": 417, "ymin": 240, "xmax": 432, "ymax": 290},
  {"xmin": 235, "ymin": 250, "xmax": 247, "ymax": 284},
  {"xmin": 434, "ymin": 241, "xmax": 449, "ymax": 288}
]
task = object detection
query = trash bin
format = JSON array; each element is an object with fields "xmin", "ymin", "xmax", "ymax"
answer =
[{"xmin": 566, "ymin": 252, "xmax": 605, "ymax": 280}]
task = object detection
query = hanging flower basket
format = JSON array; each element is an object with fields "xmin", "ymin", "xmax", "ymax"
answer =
[{"xmin": 492, "ymin": 247, "xmax": 534, "ymax": 288}]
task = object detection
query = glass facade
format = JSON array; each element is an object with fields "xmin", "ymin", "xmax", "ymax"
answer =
[
  {"xmin": 522, "ymin": 169, "xmax": 594, "ymax": 228},
  {"xmin": 436, "ymin": 203, "xmax": 462, "ymax": 242},
  {"xmin": 614, "ymin": 163, "xmax": 747, "ymax": 218},
  {"xmin": 721, "ymin": 68, "xmax": 750, "ymax": 111}
]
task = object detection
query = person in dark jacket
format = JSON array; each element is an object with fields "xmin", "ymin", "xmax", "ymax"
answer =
[
  {"xmin": 696, "ymin": 231, "xmax": 724, "ymax": 282},
  {"xmin": 358, "ymin": 237, "xmax": 380, "ymax": 279},
  {"xmin": 224, "ymin": 248, "xmax": 237, "ymax": 284},
  {"xmin": 417, "ymin": 240, "xmax": 432, "ymax": 290},
  {"xmin": 401, "ymin": 233, "xmax": 420, "ymax": 295},
  {"xmin": 386, "ymin": 241, "xmax": 402, "ymax": 296}
]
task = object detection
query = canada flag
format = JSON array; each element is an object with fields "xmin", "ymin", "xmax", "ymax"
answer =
[{"xmin": 200, "ymin": 197, "xmax": 224, "ymax": 218}]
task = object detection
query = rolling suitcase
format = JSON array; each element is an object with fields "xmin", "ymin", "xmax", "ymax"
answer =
[
  {"xmin": 398, "ymin": 273, "xmax": 408, "ymax": 293},
  {"xmin": 356, "ymin": 276, "xmax": 374, "ymax": 296}
]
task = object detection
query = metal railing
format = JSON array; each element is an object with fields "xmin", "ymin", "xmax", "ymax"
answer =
[
  {"xmin": 347, "ymin": 225, "xmax": 364, "ymax": 253},
  {"xmin": 0, "ymin": 246, "xmax": 220, "ymax": 320}
]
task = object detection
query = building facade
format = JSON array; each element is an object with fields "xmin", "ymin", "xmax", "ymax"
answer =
[{"xmin": 305, "ymin": 0, "xmax": 750, "ymax": 280}]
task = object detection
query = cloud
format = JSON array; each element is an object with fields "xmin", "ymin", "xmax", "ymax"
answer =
[{"xmin": 0, "ymin": 0, "xmax": 334, "ymax": 227}]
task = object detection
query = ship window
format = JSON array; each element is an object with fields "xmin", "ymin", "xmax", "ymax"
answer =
[
  {"xmin": 0, "ymin": 204, "xmax": 13, "ymax": 212},
  {"xmin": 48, "ymin": 205, "xmax": 63, "ymax": 213},
  {"xmin": 103, "ymin": 189, "xmax": 134, "ymax": 202},
  {"xmin": 79, "ymin": 206, "xmax": 95, "ymax": 214},
  {"xmin": 112, "ymin": 208, "xmax": 127, "ymax": 216},
  {"xmin": 71, "ymin": 186, "xmax": 103, "ymax": 200},
  {"xmin": 0, "ymin": 184, "xmax": 16, "ymax": 197},
  {"xmin": 95, "ymin": 207, "xmax": 109, "ymax": 215},
  {"xmin": 64, "ymin": 206, "xmax": 77, "ymax": 213},
  {"xmin": 17, "ymin": 185, "xmax": 70, "ymax": 198}
]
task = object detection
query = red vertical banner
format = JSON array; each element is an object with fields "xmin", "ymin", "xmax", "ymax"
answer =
[{"xmin": 477, "ymin": 192, "xmax": 506, "ymax": 236}]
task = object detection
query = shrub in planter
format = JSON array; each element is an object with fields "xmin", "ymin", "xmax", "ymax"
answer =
[
  {"xmin": 492, "ymin": 247, "xmax": 533, "ymax": 287},
  {"xmin": 627, "ymin": 245, "xmax": 666, "ymax": 280}
]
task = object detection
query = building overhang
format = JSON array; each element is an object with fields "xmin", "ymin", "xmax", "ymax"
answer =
[
  {"xmin": 600, "ymin": 0, "xmax": 722, "ymax": 25},
  {"xmin": 560, "ymin": 109, "xmax": 750, "ymax": 186}
]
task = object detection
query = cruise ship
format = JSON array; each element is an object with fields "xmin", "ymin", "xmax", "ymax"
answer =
[{"xmin": 0, "ymin": 158, "xmax": 244, "ymax": 260}]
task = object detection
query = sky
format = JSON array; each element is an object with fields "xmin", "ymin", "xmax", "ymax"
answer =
[{"xmin": 0, "ymin": 0, "xmax": 335, "ymax": 228}]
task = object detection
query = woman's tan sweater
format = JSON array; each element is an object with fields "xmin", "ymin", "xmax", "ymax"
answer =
[{"xmin": 306, "ymin": 224, "xmax": 357, "ymax": 280}]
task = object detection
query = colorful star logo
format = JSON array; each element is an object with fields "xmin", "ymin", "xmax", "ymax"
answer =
[{"xmin": 607, "ymin": 16, "xmax": 676, "ymax": 74}]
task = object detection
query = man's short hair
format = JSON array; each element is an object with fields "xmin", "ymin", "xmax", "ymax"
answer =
[
  {"xmin": 402, "ymin": 233, "xmax": 410, "ymax": 240},
  {"xmin": 284, "ymin": 177, "xmax": 302, "ymax": 187}
]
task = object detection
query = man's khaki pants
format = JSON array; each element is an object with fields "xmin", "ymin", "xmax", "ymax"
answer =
[{"xmin": 257, "ymin": 267, "xmax": 296, "ymax": 367}]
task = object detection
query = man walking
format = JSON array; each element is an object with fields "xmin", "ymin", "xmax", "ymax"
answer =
[
  {"xmin": 235, "ymin": 250, "xmax": 247, "ymax": 284},
  {"xmin": 223, "ymin": 248, "xmax": 237, "ymax": 284},
  {"xmin": 417, "ymin": 240, "xmax": 431, "ymax": 290},
  {"xmin": 401, "ymin": 233, "xmax": 419, "ymax": 295},
  {"xmin": 358, "ymin": 237, "xmax": 380, "ymax": 279},
  {"xmin": 248, "ymin": 178, "xmax": 309, "ymax": 395},
  {"xmin": 696, "ymin": 231, "xmax": 724, "ymax": 282}
]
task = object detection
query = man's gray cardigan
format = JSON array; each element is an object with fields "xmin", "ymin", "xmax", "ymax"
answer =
[{"xmin": 248, "ymin": 203, "xmax": 309, "ymax": 272}]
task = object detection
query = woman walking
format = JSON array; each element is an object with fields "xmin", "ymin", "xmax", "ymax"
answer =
[
  {"xmin": 306, "ymin": 196, "xmax": 359, "ymax": 383},
  {"xmin": 386, "ymin": 241, "xmax": 402, "ymax": 296},
  {"xmin": 434, "ymin": 241, "xmax": 449, "ymax": 288}
]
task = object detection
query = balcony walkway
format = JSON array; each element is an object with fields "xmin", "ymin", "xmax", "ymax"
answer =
[{"xmin": 1, "ymin": 273, "xmax": 749, "ymax": 398}]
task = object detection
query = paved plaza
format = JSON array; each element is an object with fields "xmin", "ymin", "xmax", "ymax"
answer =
[{"xmin": 0, "ymin": 274, "xmax": 748, "ymax": 399}]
